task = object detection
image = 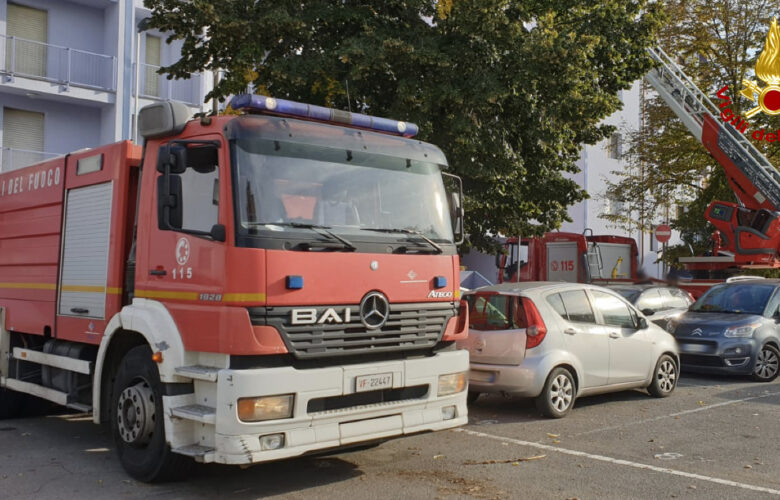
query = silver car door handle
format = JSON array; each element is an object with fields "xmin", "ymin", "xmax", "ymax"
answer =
[
  {"xmin": 564, "ymin": 328, "xmax": 578, "ymax": 335},
  {"xmin": 609, "ymin": 332, "xmax": 620, "ymax": 339}
]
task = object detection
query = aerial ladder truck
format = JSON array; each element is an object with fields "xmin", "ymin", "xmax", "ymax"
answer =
[{"xmin": 644, "ymin": 46, "xmax": 780, "ymax": 292}]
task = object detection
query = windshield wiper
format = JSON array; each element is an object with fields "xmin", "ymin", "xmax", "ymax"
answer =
[
  {"xmin": 250, "ymin": 222, "xmax": 356, "ymax": 251},
  {"xmin": 360, "ymin": 228, "xmax": 443, "ymax": 254}
]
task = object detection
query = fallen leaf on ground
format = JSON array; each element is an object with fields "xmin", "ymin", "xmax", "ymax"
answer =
[
  {"xmin": 433, "ymin": 455, "xmax": 444, "ymax": 459},
  {"xmin": 546, "ymin": 433, "xmax": 559, "ymax": 438}
]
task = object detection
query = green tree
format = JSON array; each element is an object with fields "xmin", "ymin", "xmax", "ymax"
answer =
[
  {"xmin": 603, "ymin": 0, "xmax": 780, "ymax": 261},
  {"xmin": 145, "ymin": 0, "xmax": 661, "ymax": 251}
]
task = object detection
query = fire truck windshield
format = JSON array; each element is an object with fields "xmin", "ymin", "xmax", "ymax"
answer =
[{"xmin": 231, "ymin": 131, "xmax": 454, "ymax": 251}]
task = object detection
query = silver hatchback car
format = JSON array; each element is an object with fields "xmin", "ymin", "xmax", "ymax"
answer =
[{"xmin": 458, "ymin": 282, "xmax": 679, "ymax": 417}]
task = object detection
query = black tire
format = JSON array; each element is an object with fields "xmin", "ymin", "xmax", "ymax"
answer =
[
  {"xmin": 535, "ymin": 367, "xmax": 576, "ymax": 418},
  {"xmin": 111, "ymin": 345, "xmax": 192, "ymax": 482},
  {"xmin": 647, "ymin": 354, "xmax": 678, "ymax": 398},
  {"xmin": 467, "ymin": 391, "xmax": 480, "ymax": 405},
  {"xmin": 0, "ymin": 387, "xmax": 28, "ymax": 420},
  {"xmin": 752, "ymin": 344, "xmax": 780, "ymax": 382}
]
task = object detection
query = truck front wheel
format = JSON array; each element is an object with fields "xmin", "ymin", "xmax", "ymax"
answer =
[{"xmin": 111, "ymin": 345, "xmax": 192, "ymax": 482}]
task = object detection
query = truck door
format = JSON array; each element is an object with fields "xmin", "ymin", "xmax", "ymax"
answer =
[
  {"xmin": 546, "ymin": 242, "xmax": 578, "ymax": 282},
  {"xmin": 136, "ymin": 136, "xmax": 228, "ymax": 348}
]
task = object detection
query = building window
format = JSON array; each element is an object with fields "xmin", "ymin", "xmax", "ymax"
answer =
[
  {"xmin": 2, "ymin": 108, "xmax": 44, "ymax": 171},
  {"xmin": 144, "ymin": 34, "xmax": 162, "ymax": 97},
  {"xmin": 6, "ymin": 3, "xmax": 48, "ymax": 78},
  {"xmin": 606, "ymin": 132, "xmax": 622, "ymax": 159},
  {"xmin": 605, "ymin": 197, "xmax": 624, "ymax": 216}
]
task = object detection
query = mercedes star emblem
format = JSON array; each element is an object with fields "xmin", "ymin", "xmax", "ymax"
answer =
[{"xmin": 360, "ymin": 291, "xmax": 389, "ymax": 329}]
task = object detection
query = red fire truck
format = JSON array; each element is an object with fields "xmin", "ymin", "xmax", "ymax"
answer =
[
  {"xmin": 495, "ymin": 231, "xmax": 638, "ymax": 285},
  {"xmin": 0, "ymin": 95, "xmax": 469, "ymax": 481}
]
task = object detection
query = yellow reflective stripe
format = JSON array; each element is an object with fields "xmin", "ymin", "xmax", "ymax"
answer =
[
  {"xmin": 222, "ymin": 292, "xmax": 266, "ymax": 302},
  {"xmin": 134, "ymin": 289, "xmax": 266, "ymax": 303},
  {"xmin": 454, "ymin": 289, "xmax": 461, "ymax": 300},
  {"xmin": 134, "ymin": 289, "xmax": 200, "ymax": 301},
  {"xmin": 0, "ymin": 282, "xmax": 56, "ymax": 290},
  {"xmin": 60, "ymin": 285, "xmax": 123, "ymax": 295}
]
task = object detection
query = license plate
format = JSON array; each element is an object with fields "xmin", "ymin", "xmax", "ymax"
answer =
[
  {"xmin": 681, "ymin": 343, "xmax": 709, "ymax": 353},
  {"xmin": 355, "ymin": 372, "xmax": 393, "ymax": 392}
]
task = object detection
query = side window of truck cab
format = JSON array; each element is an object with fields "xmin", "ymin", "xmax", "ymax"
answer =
[{"xmin": 157, "ymin": 142, "xmax": 221, "ymax": 235}]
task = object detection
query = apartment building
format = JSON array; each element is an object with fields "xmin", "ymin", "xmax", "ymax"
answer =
[{"xmin": 0, "ymin": 0, "xmax": 210, "ymax": 172}]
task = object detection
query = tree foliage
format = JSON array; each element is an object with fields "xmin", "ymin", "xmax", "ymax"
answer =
[
  {"xmin": 145, "ymin": 0, "xmax": 661, "ymax": 251},
  {"xmin": 603, "ymin": 0, "xmax": 780, "ymax": 258}
]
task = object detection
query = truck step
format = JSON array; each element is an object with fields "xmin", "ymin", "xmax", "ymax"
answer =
[
  {"xmin": 174, "ymin": 365, "xmax": 220, "ymax": 382},
  {"xmin": 173, "ymin": 444, "xmax": 216, "ymax": 462},
  {"xmin": 66, "ymin": 402, "xmax": 92, "ymax": 413},
  {"xmin": 171, "ymin": 404, "xmax": 216, "ymax": 424}
]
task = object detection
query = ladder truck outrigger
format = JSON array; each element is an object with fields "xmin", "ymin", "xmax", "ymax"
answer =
[
  {"xmin": 642, "ymin": 46, "xmax": 780, "ymax": 295},
  {"xmin": 0, "ymin": 95, "xmax": 470, "ymax": 481}
]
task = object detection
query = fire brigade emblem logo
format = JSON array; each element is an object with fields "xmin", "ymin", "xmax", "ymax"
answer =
[
  {"xmin": 360, "ymin": 291, "xmax": 389, "ymax": 329},
  {"xmin": 741, "ymin": 17, "xmax": 780, "ymax": 117},
  {"xmin": 407, "ymin": 270, "xmax": 418, "ymax": 280},
  {"xmin": 176, "ymin": 237, "xmax": 190, "ymax": 266}
]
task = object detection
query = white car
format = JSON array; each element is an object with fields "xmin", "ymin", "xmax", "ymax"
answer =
[{"xmin": 458, "ymin": 282, "xmax": 679, "ymax": 417}]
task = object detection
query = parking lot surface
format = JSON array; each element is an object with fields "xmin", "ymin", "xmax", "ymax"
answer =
[{"xmin": 1, "ymin": 372, "xmax": 779, "ymax": 499}]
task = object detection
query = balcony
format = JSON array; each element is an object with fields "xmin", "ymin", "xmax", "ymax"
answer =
[
  {"xmin": 137, "ymin": 63, "xmax": 202, "ymax": 107},
  {"xmin": 0, "ymin": 147, "xmax": 60, "ymax": 172},
  {"xmin": 0, "ymin": 35, "xmax": 117, "ymax": 92}
]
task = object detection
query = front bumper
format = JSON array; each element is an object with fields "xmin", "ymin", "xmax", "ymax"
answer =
[
  {"xmin": 166, "ymin": 349, "xmax": 468, "ymax": 465},
  {"xmin": 677, "ymin": 338, "xmax": 756, "ymax": 375}
]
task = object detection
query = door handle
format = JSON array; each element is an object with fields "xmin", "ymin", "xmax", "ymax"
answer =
[
  {"xmin": 70, "ymin": 307, "xmax": 89, "ymax": 314},
  {"xmin": 564, "ymin": 328, "xmax": 578, "ymax": 335},
  {"xmin": 609, "ymin": 332, "xmax": 620, "ymax": 339},
  {"xmin": 149, "ymin": 269, "xmax": 167, "ymax": 276}
]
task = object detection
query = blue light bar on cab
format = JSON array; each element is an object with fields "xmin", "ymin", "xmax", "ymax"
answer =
[{"xmin": 230, "ymin": 94, "xmax": 419, "ymax": 138}]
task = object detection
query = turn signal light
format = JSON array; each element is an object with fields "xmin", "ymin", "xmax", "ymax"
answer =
[
  {"xmin": 438, "ymin": 372, "xmax": 467, "ymax": 397},
  {"xmin": 237, "ymin": 394, "xmax": 294, "ymax": 422}
]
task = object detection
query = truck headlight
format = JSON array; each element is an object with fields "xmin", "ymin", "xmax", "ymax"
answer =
[
  {"xmin": 724, "ymin": 324, "xmax": 759, "ymax": 338},
  {"xmin": 438, "ymin": 372, "xmax": 467, "ymax": 397},
  {"xmin": 237, "ymin": 394, "xmax": 294, "ymax": 422}
]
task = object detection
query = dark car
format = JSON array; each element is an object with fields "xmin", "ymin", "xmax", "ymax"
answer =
[
  {"xmin": 667, "ymin": 278, "xmax": 780, "ymax": 381},
  {"xmin": 608, "ymin": 284, "xmax": 693, "ymax": 330}
]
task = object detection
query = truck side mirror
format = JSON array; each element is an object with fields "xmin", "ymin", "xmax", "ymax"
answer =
[
  {"xmin": 156, "ymin": 144, "xmax": 188, "ymax": 174},
  {"xmin": 495, "ymin": 252, "xmax": 506, "ymax": 270},
  {"xmin": 443, "ymin": 172, "xmax": 465, "ymax": 245},
  {"xmin": 157, "ymin": 174, "xmax": 183, "ymax": 230}
]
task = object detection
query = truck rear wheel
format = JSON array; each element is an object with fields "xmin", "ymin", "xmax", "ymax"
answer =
[
  {"xmin": 0, "ymin": 387, "xmax": 27, "ymax": 420},
  {"xmin": 111, "ymin": 345, "xmax": 192, "ymax": 482}
]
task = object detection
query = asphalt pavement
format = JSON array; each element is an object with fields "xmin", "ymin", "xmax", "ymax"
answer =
[{"xmin": 1, "ymin": 372, "xmax": 779, "ymax": 499}]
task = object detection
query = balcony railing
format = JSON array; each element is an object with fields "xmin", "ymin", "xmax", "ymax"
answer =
[
  {"xmin": 137, "ymin": 63, "xmax": 202, "ymax": 106},
  {"xmin": 0, "ymin": 147, "xmax": 60, "ymax": 172},
  {"xmin": 0, "ymin": 35, "xmax": 117, "ymax": 92}
]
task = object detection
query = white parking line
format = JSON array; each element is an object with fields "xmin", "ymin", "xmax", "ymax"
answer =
[
  {"xmin": 456, "ymin": 428, "xmax": 780, "ymax": 496},
  {"xmin": 575, "ymin": 389, "xmax": 780, "ymax": 437}
]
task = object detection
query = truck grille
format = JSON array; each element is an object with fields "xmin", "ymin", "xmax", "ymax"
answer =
[{"xmin": 249, "ymin": 302, "xmax": 456, "ymax": 359}]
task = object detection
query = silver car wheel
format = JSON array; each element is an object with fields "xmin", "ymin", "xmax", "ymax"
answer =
[
  {"xmin": 549, "ymin": 374, "xmax": 573, "ymax": 412},
  {"xmin": 657, "ymin": 359, "xmax": 676, "ymax": 393},
  {"xmin": 755, "ymin": 347, "xmax": 779, "ymax": 379}
]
